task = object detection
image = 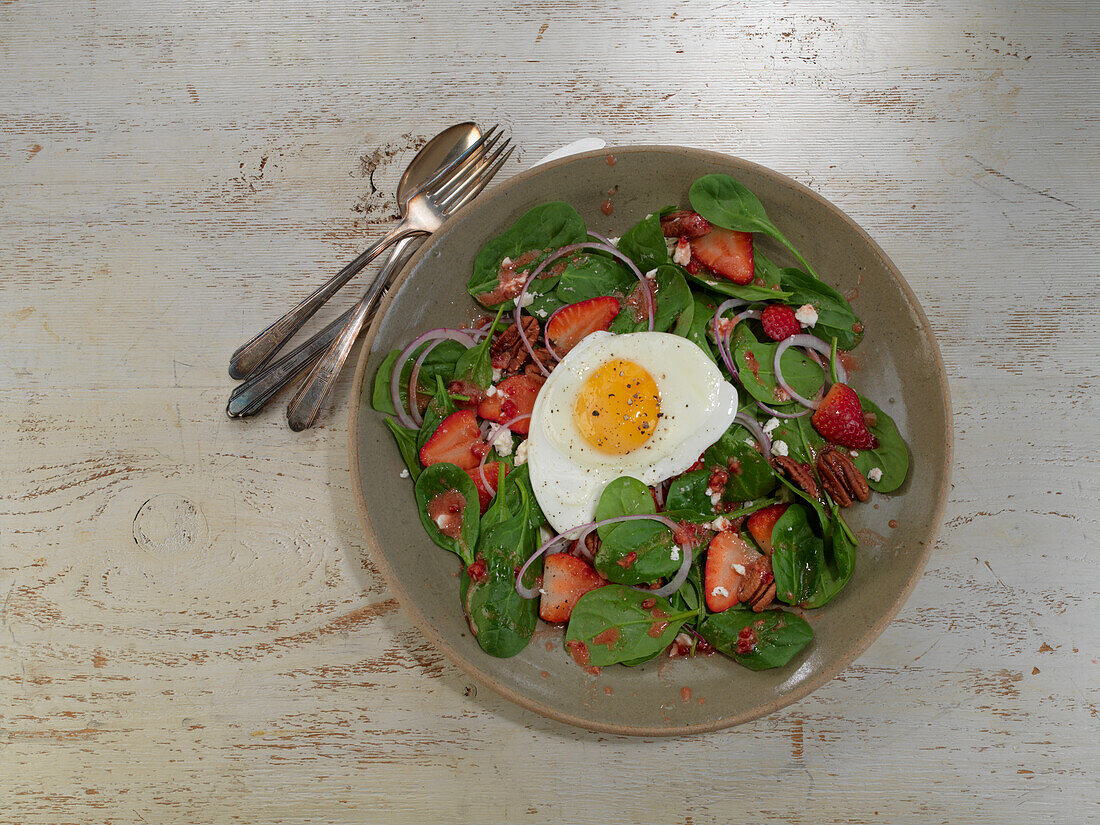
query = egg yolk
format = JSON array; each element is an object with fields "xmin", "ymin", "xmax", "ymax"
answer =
[{"xmin": 574, "ymin": 358, "xmax": 661, "ymax": 454}]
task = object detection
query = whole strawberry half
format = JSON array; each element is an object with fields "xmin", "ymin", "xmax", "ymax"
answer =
[
  {"xmin": 811, "ymin": 384, "xmax": 879, "ymax": 450},
  {"xmin": 760, "ymin": 304, "xmax": 801, "ymax": 341}
]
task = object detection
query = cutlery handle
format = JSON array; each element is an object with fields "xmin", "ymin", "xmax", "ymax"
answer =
[
  {"xmin": 228, "ymin": 222, "xmax": 422, "ymax": 379},
  {"xmin": 285, "ymin": 247, "xmax": 400, "ymax": 431}
]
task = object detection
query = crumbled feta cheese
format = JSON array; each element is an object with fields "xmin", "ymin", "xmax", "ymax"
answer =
[
  {"xmin": 491, "ymin": 426, "xmax": 513, "ymax": 456},
  {"xmin": 670, "ymin": 547, "xmax": 680, "ymax": 562},
  {"xmin": 492, "ymin": 367, "xmax": 502, "ymax": 382},
  {"xmin": 518, "ymin": 292, "xmax": 534, "ymax": 308},
  {"xmin": 399, "ymin": 469, "xmax": 410, "ymax": 479},
  {"xmin": 672, "ymin": 238, "xmax": 691, "ymax": 266},
  {"xmin": 710, "ymin": 586, "xmax": 729, "ymax": 598},
  {"xmin": 744, "ymin": 437, "xmax": 757, "ymax": 447},
  {"xmin": 795, "ymin": 303, "xmax": 819, "ymax": 328},
  {"xmin": 772, "ymin": 440, "xmax": 789, "ymax": 457},
  {"xmin": 514, "ymin": 440, "xmax": 529, "ymax": 466},
  {"xmin": 485, "ymin": 384, "xmax": 498, "ymax": 397},
  {"xmin": 435, "ymin": 515, "xmax": 448, "ymax": 528},
  {"xmin": 607, "ymin": 236, "xmax": 620, "ymax": 246},
  {"xmin": 868, "ymin": 467, "xmax": 883, "ymax": 482},
  {"xmin": 665, "ymin": 237, "xmax": 678, "ymax": 256},
  {"xmin": 763, "ymin": 417, "xmax": 781, "ymax": 435},
  {"xmin": 850, "ymin": 450, "xmax": 859, "ymax": 458},
  {"xmin": 703, "ymin": 516, "xmax": 731, "ymax": 532},
  {"xmin": 644, "ymin": 268, "xmax": 658, "ymax": 281},
  {"xmin": 709, "ymin": 491, "xmax": 722, "ymax": 506},
  {"xmin": 500, "ymin": 256, "xmax": 513, "ymax": 268},
  {"xmin": 535, "ymin": 308, "xmax": 548, "ymax": 318}
]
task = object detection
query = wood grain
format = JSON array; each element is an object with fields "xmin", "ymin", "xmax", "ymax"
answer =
[{"xmin": 2, "ymin": 1, "xmax": 1097, "ymax": 823}]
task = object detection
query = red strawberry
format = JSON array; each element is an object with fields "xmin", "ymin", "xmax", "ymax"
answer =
[
  {"xmin": 760, "ymin": 304, "xmax": 801, "ymax": 341},
  {"xmin": 812, "ymin": 383, "xmax": 880, "ymax": 450},
  {"xmin": 545, "ymin": 296, "xmax": 621, "ymax": 356},
  {"xmin": 418, "ymin": 409, "xmax": 486, "ymax": 470},
  {"xmin": 476, "ymin": 374, "xmax": 541, "ymax": 434},
  {"xmin": 539, "ymin": 553, "xmax": 607, "ymax": 623},
  {"xmin": 690, "ymin": 227, "xmax": 754, "ymax": 285},
  {"xmin": 467, "ymin": 461, "xmax": 508, "ymax": 513},
  {"xmin": 705, "ymin": 530, "xmax": 763, "ymax": 613},
  {"xmin": 746, "ymin": 503, "xmax": 789, "ymax": 556}
]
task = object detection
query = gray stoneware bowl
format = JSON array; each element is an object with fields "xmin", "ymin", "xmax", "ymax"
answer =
[{"xmin": 349, "ymin": 146, "xmax": 952, "ymax": 735}]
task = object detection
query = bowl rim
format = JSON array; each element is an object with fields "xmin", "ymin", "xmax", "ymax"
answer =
[{"xmin": 347, "ymin": 144, "xmax": 954, "ymax": 736}]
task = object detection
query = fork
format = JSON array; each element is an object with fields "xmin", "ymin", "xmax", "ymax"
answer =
[
  {"xmin": 284, "ymin": 139, "xmax": 513, "ymax": 430},
  {"xmin": 228, "ymin": 127, "xmax": 511, "ymax": 380}
]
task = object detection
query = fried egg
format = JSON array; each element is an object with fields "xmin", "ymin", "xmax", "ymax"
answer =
[{"xmin": 526, "ymin": 331, "xmax": 738, "ymax": 532}]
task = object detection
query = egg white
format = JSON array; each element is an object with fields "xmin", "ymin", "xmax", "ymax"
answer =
[{"xmin": 526, "ymin": 331, "xmax": 738, "ymax": 532}]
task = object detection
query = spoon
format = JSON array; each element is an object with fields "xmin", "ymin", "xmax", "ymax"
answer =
[{"xmin": 225, "ymin": 122, "xmax": 483, "ymax": 418}]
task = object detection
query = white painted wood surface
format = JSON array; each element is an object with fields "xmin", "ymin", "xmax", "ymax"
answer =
[{"xmin": 2, "ymin": 1, "xmax": 1097, "ymax": 822}]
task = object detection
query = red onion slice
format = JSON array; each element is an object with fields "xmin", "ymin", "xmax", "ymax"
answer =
[
  {"xmin": 714, "ymin": 309, "xmax": 760, "ymax": 380},
  {"xmin": 389, "ymin": 328, "xmax": 477, "ymax": 429},
  {"xmin": 773, "ymin": 334, "xmax": 835, "ymax": 410},
  {"xmin": 734, "ymin": 410, "xmax": 772, "ymax": 462},
  {"xmin": 755, "ymin": 400, "xmax": 812, "ymax": 419}
]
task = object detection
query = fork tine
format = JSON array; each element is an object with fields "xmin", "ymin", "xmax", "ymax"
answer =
[
  {"xmin": 444, "ymin": 144, "xmax": 514, "ymax": 213},
  {"xmin": 436, "ymin": 139, "xmax": 513, "ymax": 210},
  {"xmin": 413, "ymin": 124, "xmax": 499, "ymax": 200},
  {"xmin": 430, "ymin": 129, "xmax": 505, "ymax": 203}
]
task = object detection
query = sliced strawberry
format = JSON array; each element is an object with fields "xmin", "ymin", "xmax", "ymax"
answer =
[
  {"xmin": 659, "ymin": 210, "xmax": 713, "ymax": 239},
  {"xmin": 746, "ymin": 503, "xmax": 789, "ymax": 556},
  {"xmin": 704, "ymin": 530, "xmax": 763, "ymax": 613},
  {"xmin": 466, "ymin": 461, "xmax": 508, "ymax": 513},
  {"xmin": 418, "ymin": 409, "xmax": 486, "ymax": 470},
  {"xmin": 476, "ymin": 374, "xmax": 541, "ymax": 434},
  {"xmin": 690, "ymin": 227, "xmax": 754, "ymax": 285},
  {"xmin": 545, "ymin": 296, "xmax": 621, "ymax": 356},
  {"xmin": 760, "ymin": 304, "xmax": 801, "ymax": 341},
  {"xmin": 811, "ymin": 383, "xmax": 880, "ymax": 450},
  {"xmin": 539, "ymin": 553, "xmax": 607, "ymax": 623}
]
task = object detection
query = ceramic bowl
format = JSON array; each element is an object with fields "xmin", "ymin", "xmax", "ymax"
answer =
[{"xmin": 349, "ymin": 146, "xmax": 952, "ymax": 735}]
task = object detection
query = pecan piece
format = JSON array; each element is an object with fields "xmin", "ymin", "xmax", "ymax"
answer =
[
  {"xmin": 816, "ymin": 445, "xmax": 870, "ymax": 507},
  {"xmin": 659, "ymin": 210, "xmax": 713, "ymax": 239},
  {"xmin": 582, "ymin": 531, "xmax": 601, "ymax": 559},
  {"xmin": 491, "ymin": 317, "xmax": 540, "ymax": 374},
  {"xmin": 738, "ymin": 556, "xmax": 776, "ymax": 612},
  {"xmin": 524, "ymin": 347, "xmax": 554, "ymax": 378},
  {"xmin": 771, "ymin": 455, "xmax": 819, "ymax": 498}
]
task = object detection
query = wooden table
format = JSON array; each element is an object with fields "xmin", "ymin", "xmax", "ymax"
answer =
[{"xmin": 3, "ymin": 2, "xmax": 1097, "ymax": 822}]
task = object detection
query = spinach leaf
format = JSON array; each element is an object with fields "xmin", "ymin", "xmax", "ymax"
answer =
[
  {"xmin": 609, "ymin": 265, "xmax": 692, "ymax": 335},
  {"xmin": 682, "ymin": 294, "xmax": 718, "ymax": 363},
  {"xmin": 703, "ymin": 421, "xmax": 779, "ymax": 501},
  {"xmin": 416, "ymin": 376, "xmax": 458, "ymax": 452},
  {"xmin": 593, "ymin": 477, "xmax": 680, "ymax": 585},
  {"xmin": 776, "ymin": 474, "xmax": 829, "ymax": 531},
  {"xmin": 771, "ymin": 503, "xmax": 823, "ymax": 605},
  {"xmin": 383, "ymin": 417, "xmax": 422, "ymax": 480},
  {"xmin": 804, "ymin": 504, "xmax": 857, "ymax": 608},
  {"xmin": 565, "ymin": 585, "xmax": 693, "ymax": 667},
  {"xmin": 414, "ymin": 462, "xmax": 479, "ymax": 565},
  {"xmin": 372, "ymin": 340, "xmax": 467, "ymax": 416},
  {"xmin": 554, "ymin": 253, "xmax": 635, "ymax": 304},
  {"xmin": 664, "ymin": 468, "xmax": 713, "ymax": 520},
  {"xmin": 732, "ymin": 324, "xmax": 825, "ymax": 406},
  {"xmin": 480, "ymin": 462, "xmax": 511, "ymax": 529},
  {"xmin": 451, "ymin": 307, "xmax": 503, "ymax": 390},
  {"xmin": 467, "ymin": 202, "xmax": 587, "ymax": 307},
  {"xmin": 461, "ymin": 485, "xmax": 539, "ymax": 658},
  {"xmin": 689, "ymin": 174, "xmax": 818, "ymax": 279},
  {"xmin": 616, "ymin": 211, "xmax": 671, "ymax": 274},
  {"xmin": 684, "ymin": 269, "xmax": 792, "ymax": 303},
  {"xmin": 769, "ymin": 414, "xmax": 825, "ymax": 466},
  {"xmin": 698, "ymin": 607, "xmax": 814, "ymax": 671},
  {"xmin": 754, "ymin": 251, "xmax": 786, "ymax": 289},
  {"xmin": 779, "ymin": 267, "xmax": 863, "ymax": 350},
  {"xmin": 851, "ymin": 396, "xmax": 909, "ymax": 493}
]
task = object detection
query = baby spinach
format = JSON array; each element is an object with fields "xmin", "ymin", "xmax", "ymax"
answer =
[
  {"xmin": 771, "ymin": 503, "xmax": 823, "ymax": 605},
  {"xmin": 731, "ymin": 325, "xmax": 825, "ymax": 406},
  {"xmin": 703, "ymin": 421, "xmax": 779, "ymax": 501},
  {"xmin": 688, "ymin": 174, "xmax": 818, "ymax": 279},
  {"xmin": 451, "ymin": 307, "xmax": 503, "ymax": 390},
  {"xmin": 609, "ymin": 265, "xmax": 693, "ymax": 335},
  {"xmin": 851, "ymin": 396, "xmax": 909, "ymax": 493},
  {"xmin": 565, "ymin": 585, "xmax": 693, "ymax": 667},
  {"xmin": 467, "ymin": 202, "xmax": 587, "ymax": 307},
  {"xmin": 461, "ymin": 484, "xmax": 540, "ymax": 658},
  {"xmin": 593, "ymin": 477, "xmax": 680, "ymax": 586},
  {"xmin": 553, "ymin": 253, "xmax": 635, "ymax": 304},
  {"xmin": 372, "ymin": 340, "xmax": 467, "ymax": 416},
  {"xmin": 683, "ymin": 269, "xmax": 792, "ymax": 303},
  {"xmin": 682, "ymin": 294, "xmax": 718, "ymax": 363},
  {"xmin": 414, "ymin": 462, "xmax": 479, "ymax": 565},
  {"xmin": 664, "ymin": 468, "xmax": 713, "ymax": 520},
  {"xmin": 698, "ymin": 607, "xmax": 814, "ymax": 671},
  {"xmin": 383, "ymin": 418, "xmax": 422, "ymax": 480},
  {"xmin": 617, "ymin": 211, "xmax": 672, "ymax": 274},
  {"xmin": 803, "ymin": 504, "xmax": 857, "ymax": 608},
  {"xmin": 769, "ymin": 414, "xmax": 825, "ymax": 466},
  {"xmin": 753, "ymin": 251, "xmax": 786, "ymax": 289},
  {"xmin": 779, "ymin": 267, "xmax": 863, "ymax": 350}
]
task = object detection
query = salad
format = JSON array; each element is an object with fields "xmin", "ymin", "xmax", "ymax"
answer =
[{"xmin": 372, "ymin": 173, "xmax": 909, "ymax": 673}]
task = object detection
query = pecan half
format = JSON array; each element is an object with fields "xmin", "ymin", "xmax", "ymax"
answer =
[
  {"xmin": 524, "ymin": 347, "xmax": 554, "ymax": 378},
  {"xmin": 771, "ymin": 455, "xmax": 819, "ymax": 498},
  {"xmin": 738, "ymin": 556, "xmax": 776, "ymax": 613},
  {"xmin": 491, "ymin": 317, "xmax": 540, "ymax": 374},
  {"xmin": 816, "ymin": 445, "xmax": 870, "ymax": 507}
]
